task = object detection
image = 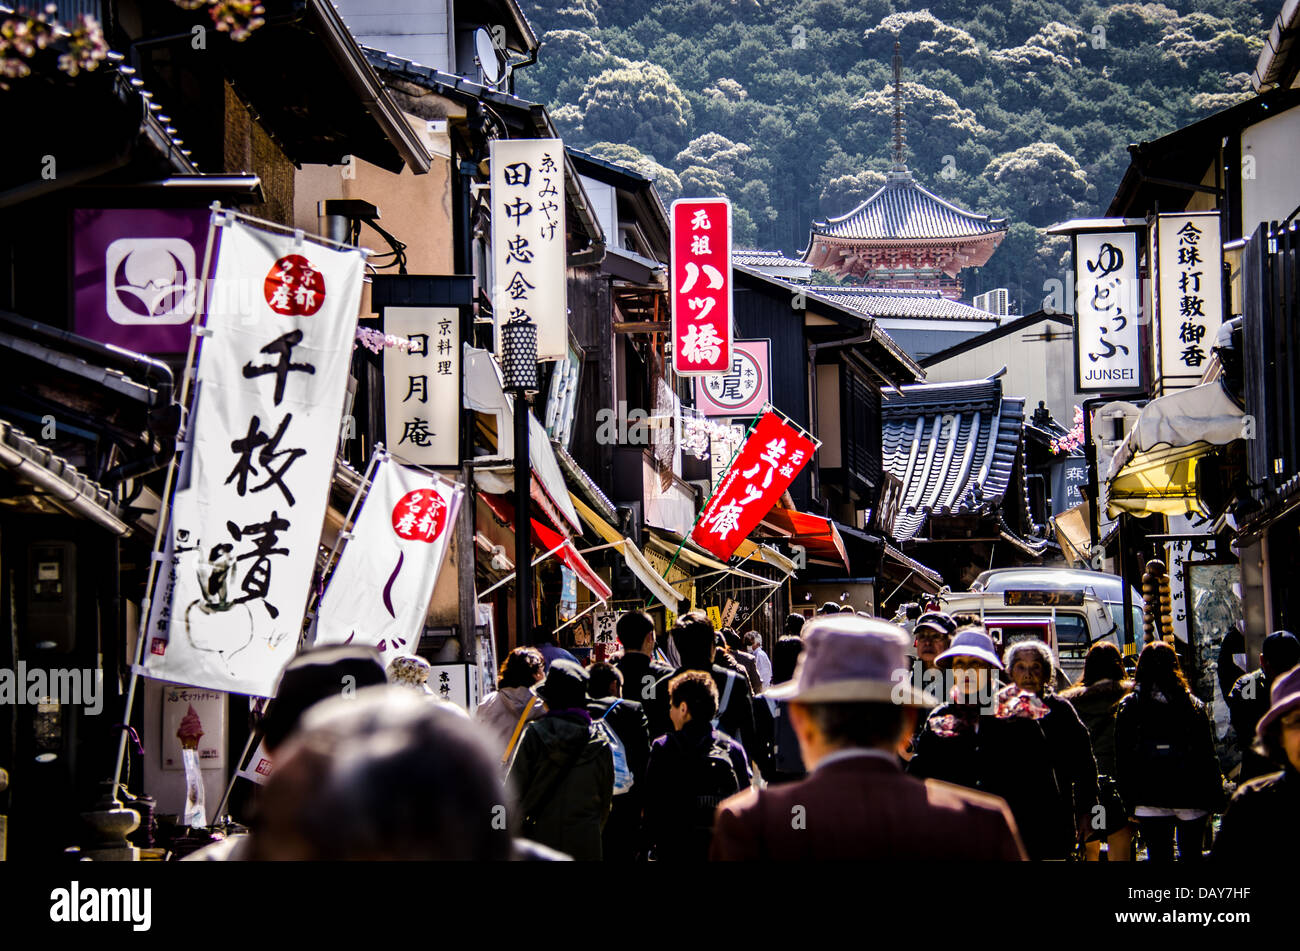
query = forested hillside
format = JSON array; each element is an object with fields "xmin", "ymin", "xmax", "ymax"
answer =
[{"xmin": 515, "ymin": 0, "xmax": 1269, "ymax": 312}]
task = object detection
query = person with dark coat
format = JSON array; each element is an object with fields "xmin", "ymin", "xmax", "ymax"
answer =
[
  {"xmin": 909, "ymin": 630, "xmax": 1092, "ymax": 860},
  {"xmin": 994, "ymin": 640, "xmax": 1099, "ymax": 861},
  {"xmin": 762, "ymin": 635, "xmax": 808, "ymax": 784},
  {"xmin": 722, "ymin": 628, "xmax": 763, "ymax": 695},
  {"xmin": 907, "ymin": 628, "xmax": 1005, "ymax": 791},
  {"xmin": 711, "ymin": 616, "xmax": 1026, "ymax": 861},
  {"xmin": 1060, "ymin": 641, "xmax": 1135, "ymax": 861},
  {"xmin": 645, "ymin": 612, "xmax": 762, "ymax": 775},
  {"xmin": 1115, "ymin": 641, "xmax": 1225, "ymax": 862},
  {"xmin": 643, "ymin": 671, "xmax": 750, "ymax": 861},
  {"xmin": 586, "ymin": 662, "xmax": 650, "ymax": 862},
  {"xmin": 1217, "ymin": 624, "xmax": 1248, "ymax": 709},
  {"xmin": 614, "ymin": 610, "xmax": 672, "ymax": 706},
  {"xmin": 1212, "ymin": 665, "xmax": 1300, "ymax": 860},
  {"xmin": 1227, "ymin": 630, "xmax": 1300, "ymax": 783},
  {"xmin": 506, "ymin": 660, "xmax": 613, "ymax": 861}
]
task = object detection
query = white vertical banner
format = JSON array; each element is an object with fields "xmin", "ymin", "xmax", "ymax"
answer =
[
  {"xmin": 1074, "ymin": 230, "xmax": 1141, "ymax": 391},
  {"xmin": 313, "ymin": 452, "xmax": 463, "ymax": 663},
  {"xmin": 490, "ymin": 138, "xmax": 568, "ymax": 362},
  {"xmin": 140, "ymin": 217, "xmax": 363, "ymax": 697},
  {"xmin": 383, "ymin": 306, "xmax": 459, "ymax": 466},
  {"xmin": 1155, "ymin": 211, "xmax": 1223, "ymax": 391}
]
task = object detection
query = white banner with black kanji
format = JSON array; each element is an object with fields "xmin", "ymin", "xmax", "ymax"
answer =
[
  {"xmin": 140, "ymin": 216, "xmax": 363, "ymax": 697},
  {"xmin": 313, "ymin": 452, "xmax": 463, "ymax": 664}
]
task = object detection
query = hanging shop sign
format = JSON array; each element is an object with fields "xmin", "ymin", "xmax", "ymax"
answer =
[
  {"xmin": 694, "ymin": 339, "xmax": 769, "ymax": 416},
  {"xmin": 490, "ymin": 138, "xmax": 568, "ymax": 362},
  {"xmin": 691, "ymin": 410, "xmax": 816, "ymax": 561},
  {"xmin": 140, "ymin": 216, "xmax": 364, "ymax": 697},
  {"xmin": 1152, "ymin": 211, "xmax": 1224, "ymax": 393},
  {"xmin": 73, "ymin": 206, "xmax": 212, "ymax": 353},
  {"xmin": 671, "ymin": 197, "xmax": 733, "ymax": 376},
  {"xmin": 383, "ymin": 306, "xmax": 460, "ymax": 466},
  {"xmin": 1073, "ymin": 229, "xmax": 1142, "ymax": 392}
]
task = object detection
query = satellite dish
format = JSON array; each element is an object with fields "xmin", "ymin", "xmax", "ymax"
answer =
[{"xmin": 474, "ymin": 27, "xmax": 505, "ymax": 87}]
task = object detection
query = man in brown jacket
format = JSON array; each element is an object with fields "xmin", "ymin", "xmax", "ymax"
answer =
[{"xmin": 709, "ymin": 616, "xmax": 1027, "ymax": 861}]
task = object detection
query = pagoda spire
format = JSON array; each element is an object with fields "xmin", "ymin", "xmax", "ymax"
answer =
[{"xmin": 890, "ymin": 40, "xmax": 909, "ymax": 180}]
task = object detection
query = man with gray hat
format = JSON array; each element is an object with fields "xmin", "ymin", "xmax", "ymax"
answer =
[{"xmin": 709, "ymin": 616, "xmax": 1026, "ymax": 860}]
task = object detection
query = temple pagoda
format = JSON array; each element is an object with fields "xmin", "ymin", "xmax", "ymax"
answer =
[{"xmin": 802, "ymin": 44, "xmax": 1006, "ymax": 300}]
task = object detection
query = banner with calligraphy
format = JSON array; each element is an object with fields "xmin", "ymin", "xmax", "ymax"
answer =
[
  {"xmin": 314, "ymin": 452, "xmax": 463, "ymax": 663},
  {"xmin": 1074, "ymin": 230, "xmax": 1142, "ymax": 392},
  {"xmin": 1154, "ymin": 211, "xmax": 1223, "ymax": 393},
  {"xmin": 490, "ymin": 138, "xmax": 568, "ymax": 362},
  {"xmin": 140, "ymin": 217, "xmax": 363, "ymax": 697},
  {"xmin": 671, "ymin": 197, "xmax": 733, "ymax": 376},
  {"xmin": 691, "ymin": 411, "xmax": 816, "ymax": 561},
  {"xmin": 383, "ymin": 306, "xmax": 459, "ymax": 466}
]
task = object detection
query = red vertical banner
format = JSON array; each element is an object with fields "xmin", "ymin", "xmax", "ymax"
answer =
[
  {"xmin": 671, "ymin": 197, "xmax": 732, "ymax": 376},
  {"xmin": 691, "ymin": 411, "xmax": 816, "ymax": 561}
]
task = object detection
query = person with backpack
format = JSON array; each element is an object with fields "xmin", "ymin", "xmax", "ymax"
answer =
[
  {"xmin": 506, "ymin": 660, "xmax": 613, "ymax": 860},
  {"xmin": 643, "ymin": 670, "xmax": 750, "ymax": 861},
  {"xmin": 645, "ymin": 611, "xmax": 764, "ymax": 776},
  {"xmin": 1115, "ymin": 641, "xmax": 1226, "ymax": 862},
  {"xmin": 586, "ymin": 662, "xmax": 650, "ymax": 862}
]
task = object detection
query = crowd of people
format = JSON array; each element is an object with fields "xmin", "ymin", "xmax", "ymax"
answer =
[{"xmin": 186, "ymin": 602, "xmax": 1300, "ymax": 862}]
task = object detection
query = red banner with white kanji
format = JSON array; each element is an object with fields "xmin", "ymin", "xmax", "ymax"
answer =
[
  {"xmin": 671, "ymin": 197, "xmax": 732, "ymax": 376},
  {"xmin": 690, "ymin": 411, "xmax": 816, "ymax": 561}
]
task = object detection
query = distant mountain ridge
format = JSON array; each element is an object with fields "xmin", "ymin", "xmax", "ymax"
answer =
[{"xmin": 516, "ymin": 0, "xmax": 1268, "ymax": 312}]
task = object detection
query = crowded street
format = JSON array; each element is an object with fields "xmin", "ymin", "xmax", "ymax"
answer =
[{"xmin": 0, "ymin": 0, "xmax": 1296, "ymax": 933}]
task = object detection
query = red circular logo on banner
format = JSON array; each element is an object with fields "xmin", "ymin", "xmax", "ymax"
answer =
[
  {"xmin": 391, "ymin": 489, "xmax": 448, "ymax": 543},
  {"xmin": 264, "ymin": 254, "xmax": 326, "ymax": 316}
]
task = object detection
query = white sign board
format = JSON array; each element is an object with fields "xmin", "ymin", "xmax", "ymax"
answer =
[
  {"xmin": 1075, "ymin": 230, "xmax": 1141, "ymax": 391},
  {"xmin": 141, "ymin": 217, "xmax": 364, "ymax": 697},
  {"xmin": 490, "ymin": 138, "xmax": 568, "ymax": 362},
  {"xmin": 384, "ymin": 306, "xmax": 459, "ymax": 465},
  {"xmin": 1154, "ymin": 211, "xmax": 1223, "ymax": 392}
]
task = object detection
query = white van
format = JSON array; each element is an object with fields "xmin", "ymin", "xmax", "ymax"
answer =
[{"xmin": 940, "ymin": 568, "xmax": 1145, "ymax": 685}]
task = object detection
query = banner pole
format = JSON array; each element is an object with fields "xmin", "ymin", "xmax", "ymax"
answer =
[
  {"xmin": 308, "ymin": 445, "xmax": 387, "ymax": 623},
  {"xmin": 111, "ymin": 201, "xmax": 223, "ymax": 798}
]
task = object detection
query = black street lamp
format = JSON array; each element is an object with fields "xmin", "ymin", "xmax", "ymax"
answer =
[{"xmin": 500, "ymin": 317, "xmax": 539, "ymax": 648}]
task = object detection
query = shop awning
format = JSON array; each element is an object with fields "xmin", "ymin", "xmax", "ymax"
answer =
[
  {"xmin": 478, "ymin": 492, "xmax": 610, "ymax": 600},
  {"xmin": 881, "ymin": 542, "xmax": 945, "ymax": 594},
  {"xmin": 757, "ymin": 505, "xmax": 850, "ymax": 570},
  {"xmin": 568, "ymin": 492, "xmax": 683, "ymax": 609},
  {"xmin": 1106, "ymin": 380, "xmax": 1245, "ymax": 517},
  {"xmin": 531, "ymin": 517, "xmax": 613, "ymax": 601},
  {"xmin": 646, "ymin": 527, "xmax": 779, "ymax": 587},
  {"xmin": 732, "ymin": 538, "xmax": 798, "ymax": 575}
]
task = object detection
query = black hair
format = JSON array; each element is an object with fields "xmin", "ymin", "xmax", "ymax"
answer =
[
  {"xmin": 669, "ymin": 670, "xmax": 718, "ymax": 722},
  {"xmin": 784, "ymin": 613, "xmax": 806, "ymax": 636},
  {"xmin": 772, "ymin": 635, "xmax": 805, "ymax": 685},
  {"xmin": 616, "ymin": 611, "xmax": 655, "ymax": 651},
  {"xmin": 587, "ymin": 661, "xmax": 623, "ymax": 699},
  {"xmin": 1081, "ymin": 640, "xmax": 1126, "ymax": 686},
  {"xmin": 673, "ymin": 610, "xmax": 716, "ymax": 670}
]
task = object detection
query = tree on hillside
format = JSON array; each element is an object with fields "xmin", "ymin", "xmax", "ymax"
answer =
[{"xmin": 579, "ymin": 61, "xmax": 694, "ymax": 156}]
